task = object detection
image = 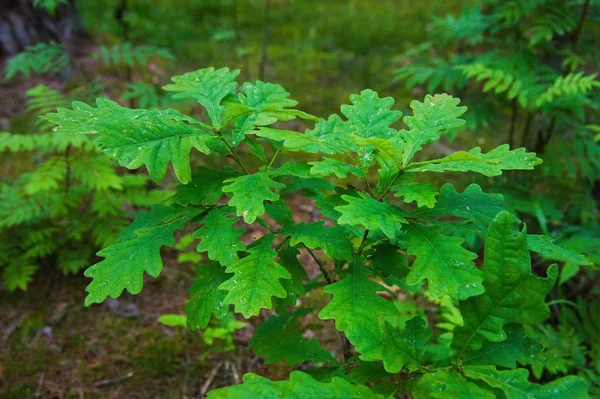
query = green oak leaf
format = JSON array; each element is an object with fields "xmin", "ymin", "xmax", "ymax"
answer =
[
  {"xmin": 392, "ymin": 181, "xmax": 439, "ymax": 208},
  {"xmin": 273, "ymin": 243, "xmax": 307, "ymax": 310},
  {"xmin": 463, "ymin": 366, "xmax": 590, "ymax": 399},
  {"xmin": 411, "ymin": 183, "xmax": 506, "ymax": 228},
  {"xmin": 453, "ymin": 211, "xmax": 557, "ymax": 358},
  {"xmin": 45, "ymin": 99, "xmax": 218, "ymax": 183},
  {"xmin": 185, "ymin": 262, "xmax": 232, "ymax": 330},
  {"xmin": 163, "ymin": 67, "xmax": 240, "ymax": 128},
  {"xmin": 254, "ymin": 113, "xmax": 352, "ymax": 154},
  {"xmin": 340, "ymin": 89, "xmax": 402, "ymax": 165},
  {"xmin": 335, "ymin": 192, "xmax": 407, "ymax": 239},
  {"xmin": 222, "ymin": 172, "xmax": 285, "ymax": 223},
  {"xmin": 84, "ymin": 206, "xmax": 195, "ymax": 305},
  {"xmin": 194, "ymin": 207, "xmax": 246, "ymax": 266},
  {"xmin": 309, "ymin": 157, "xmax": 365, "ymax": 178},
  {"xmin": 279, "ymin": 221, "xmax": 354, "ymax": 261},
  {"xmin": 249, "ymin": 308, "xmax": 338, "ymax": 366},
  {"xmin": 407, "ymin": 144, "xmax": 542, "ymax": 176},
  {"xmin": 412, "ymin": 370, "xmax": 494, "ymax": 399},
  {"xmin": 461, "ymin": 324, "xmax": 544, "ymax": 369},
  {"xmin": 173, "ymin": 166, "xmax": 237, "ymax": 206},
  {"xmin": 219, "ymin": 234, "xmax": 291, "ymax": 318},
  {"xmin": 404, "ymin": 222, "xmax": 482, "ymax": 300},
  {"xmin": 206, "ymin": 371, "xmax": 383, "ymax": 398},
  {"xmin": 527, "ymin": 234, "xmax": 592, "ymax": 266},
  {"xmin": 400, "ymin": 94, "xmax": 467, "ymax": 166},
  {"xmin": 319, "ymin": 259, "xmax": 431, "ymax": 373},
  {"xmin": 374, "ymin": 152, "xmax": 401, "ymax": 196}
]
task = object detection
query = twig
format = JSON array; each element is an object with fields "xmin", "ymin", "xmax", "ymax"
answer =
[
  {"xmin": 93, "ymin": 372, "xmax": 133, "ymax": 388},
  {"xmin": 200, "ymin": 362, "xmax": 223, "ymax": 396},
  {"xmin": 304, "ymin": 245, "xmax": 333, "ymax": 285}
]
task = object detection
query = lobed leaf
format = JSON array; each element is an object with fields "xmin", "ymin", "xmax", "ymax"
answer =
[
  {"xmin": 185, "ymin": 262, "xmax": 232, "ymax": 330},
  {"xmin": 222, "ymin": 172, "xmax": 285, "ymax": 223},
  {"xmin": 194, "ymin": 207, "xmax": 246, "ymax": 266}
]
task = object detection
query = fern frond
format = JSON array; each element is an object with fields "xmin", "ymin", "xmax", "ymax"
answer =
[
  {"xmin": 3, "ymin": 41, "xmax": 69, "ymax": 81},
  {"xmin": 525, "ymin": 4, "xmax": 578, "ymax": 46},
  {"xmin": 70, "ymin": 154, "xmax": 123, "ymax": 191},
  {"xmin": 536, "ymin": 72, "xmax": 600, "ymax": 107},
  {"xmin": 0, "ymin": 186, "xmax": 45, "ymax": 227},
  {"xmin": 93, "ymin": 43, "xmax": 175, "ymax": 67},
  {"xmin": 2, "ymin": 262, "xmax": 38, "ymax": 292},
  {"xmin": 22, "ymin": 157, "xmax": 66, "ymax": 195},
  {"xmin": 120, "ymin": 82, "xmax": 173, "ymax": 108},
  {"xmin": 430, "ymin": 7, "xmax": 491, "ymax": 45},
  {"xmin": 26, "ymin": 84, "xmax": 70, "ymax": 131}
]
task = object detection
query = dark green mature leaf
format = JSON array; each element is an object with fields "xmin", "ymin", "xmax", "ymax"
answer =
[
  {"xmin": 45, "ymin": 99, "xmax": 218, "ymax": 183},
  {"xmin": 219, "ymin": 234, "xmax": 291, "ymax": 318},
  {"xmin": 407, "ymin": 144, "xmax": 542, "ymax": 176},
  {"xmin": 400, "ymin": 94, "xmax": 467, "ymax": 166},
  {"xmin": 393, "ymin": 181, "xmax": 439, "ymax": 208},
  {"xmin": 411, "ymin": 183, "xmax": 505, "ymax": 228},
  {"xmin": 309, "ymin": 158, "xmax": 365, "ymax": 178},
  {"xmin": 527, "ymin": 235, "xmax": 592, "ymax": 266},
  {"xmin": 319, "ymin": 259, "xmax": 431, "ymax": 372},
  {"xmin": 463, "ymin": 366, "xmax": 590, "ymax": 399},
  {"xmin": 453, "ymin": 212, "xmax": 557, "ymax": 358},
  {"xmin": 185, "ymin": 262, "xmax": 231, "ymax": 330},
  {"xmin": 222, "ymin": 172, "xmax": 285, "ymax": 223},
  {"xmin": 194, "ymin": 207, "xmax": 246, "ymax": 266},
  {"xmin": 163, "ymin": 67, "xmax": 240, "ymax": 128},
  {"xmin": 335, "ymin": 193, "xmax": 407, "ymax": 239},
  {"xmin": 273, "ymin": 244, "xmax": 307, "ymax": 310},
  {"xmin": 173, "ymin": 166, "xmax": 237, "ymax": 206},
  {"xmin": 340, "ymin": 89, "xmax": 402, "ymax": 165},
  {"xmin": 206, "ymin": 371, "xmax": 383, "ymax": 398},
  {"xmin": 249, "ymin": 308, "xmax": 337, "ymax": 366},
  {"xmin": 412, "ymin": 370, "xmax": 494, "ymax": 399},
  {"xmin": 84, "ymin": 206, "xmax": 196, "ymax": 306},
  {"xmin": 279, "ymin": 221, "xmax": 354, "ymax": 261},
  {"xmin": 461, "ymin": 325, "xmax": 544, "ymax": 369},
  {"xmin": 404, "ymin": 223, "xmax": 482, "ymax": 300}
]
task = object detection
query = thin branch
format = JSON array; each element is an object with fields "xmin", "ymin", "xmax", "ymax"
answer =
[
  {"xmin": 304, "ymin": 245, "xmax": 333, "ymax": 285},
  {"xmin": 220, "ymin": 137, "xmax": 250, "ymax": 174},
  {"xmin": 267, "ymin": 147, "xmax": 280, "ymax": 169}
]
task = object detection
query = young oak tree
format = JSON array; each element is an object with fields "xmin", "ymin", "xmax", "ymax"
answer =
[{"xmin": 45, "ymin": 67, "xmax": 592, "ymax": 397}]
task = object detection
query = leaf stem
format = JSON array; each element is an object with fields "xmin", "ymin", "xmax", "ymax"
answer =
[
  {"xmin": 357, "ymin": 229, "xmax": 370, "ymax": 256},
  {"xmin": 220, "ymin": 137, "xmax": 250, "ymax": 175},
  {"xmin": 304, "ymin": 245, "xmax": 333, "ymax": 285},
  {"xmin": 267, "ymin": 147, "xmax": 280, "ymax": 169}
]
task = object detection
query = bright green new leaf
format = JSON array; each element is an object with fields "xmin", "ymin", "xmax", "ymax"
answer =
[
  {"xmin": 374, "ymin": 152, "xmax": 401, "ymax": 196},
  {"xmin": 157, "ymin": 314, "xmax": 187, "ymax": 327},
  {"xmin": 219, "ymin": 234, "xmax": 291, "ymax": 318},
  {"xmin": 411, "ymin": 183, "xmax": 505, "ymax": 228},
  {"xmin": 45, "ymin": 98, "xmax": 218, "ymax": 183},
  {"xmin": 185, "ymin": 262, "xmax": 232, "ymax": 330},
  {"xmin": 527, "ymin": 234, "xmax": 592, "ymax": 266},
  {"xmin": 340, "ymin": 89, "xmax": 402, "ymax": 165},
  {"xmin": 335, "ymin": 192, "xmax": 407, "ymax": 239},
  {"xmin": 404, "ymin": 223, "xmax": 482, "ymax": 300},
  {"xmin": 206, "ymin": 371, "xmax": 383, "ymax": 398},
  {"xmin": 412, "ymin": 370, "xmax": 494, "ymax": 399},
  {"xmin": 453, "ymin": 212, "xmax": 557, "ymax": 357},
  {"xmin": 407, "ymin": 144, "xmax": 542, "ymax": 176},
  {"xmin": 84, "ymin": 207, "xmax": 194, "ymax": 306},
  {"xmin": 163, "ymin": 67, "xmax": 240, "ymax": 128},
  {"xmin": 392, "ymin": 181, "xmax": 439, "ymax": 208},
  {"xmin": 222, "ymin": 172, "xmax": 285, "ymax": 223},
  {"xmin": 319, "ymin": 259, "xmax": 431, "ymax": 372},
  {"xmin": 463, "ymin": 366, "xmax": 590, "ymax": 399},
  {"xmin": 279, "ymin": 221, "xmax": 354, "ymax": 261},
  {"xmin": 308, "ymin": 157, "xmax": 364, "ymax": 179},
  {"xmin": 194, "ymin": 207, "xmax": 246, "ymax": 266},
  {"xmin": 249, "ymin": 308, "xmax": 337, "ymax": 366},
  {"xmin": 400, "ymin": 94, "xmax": 467, "ymax": 166},
  {"xmin": 173, "ymin": 166, "xmax": 237, "ymax": 206}
]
